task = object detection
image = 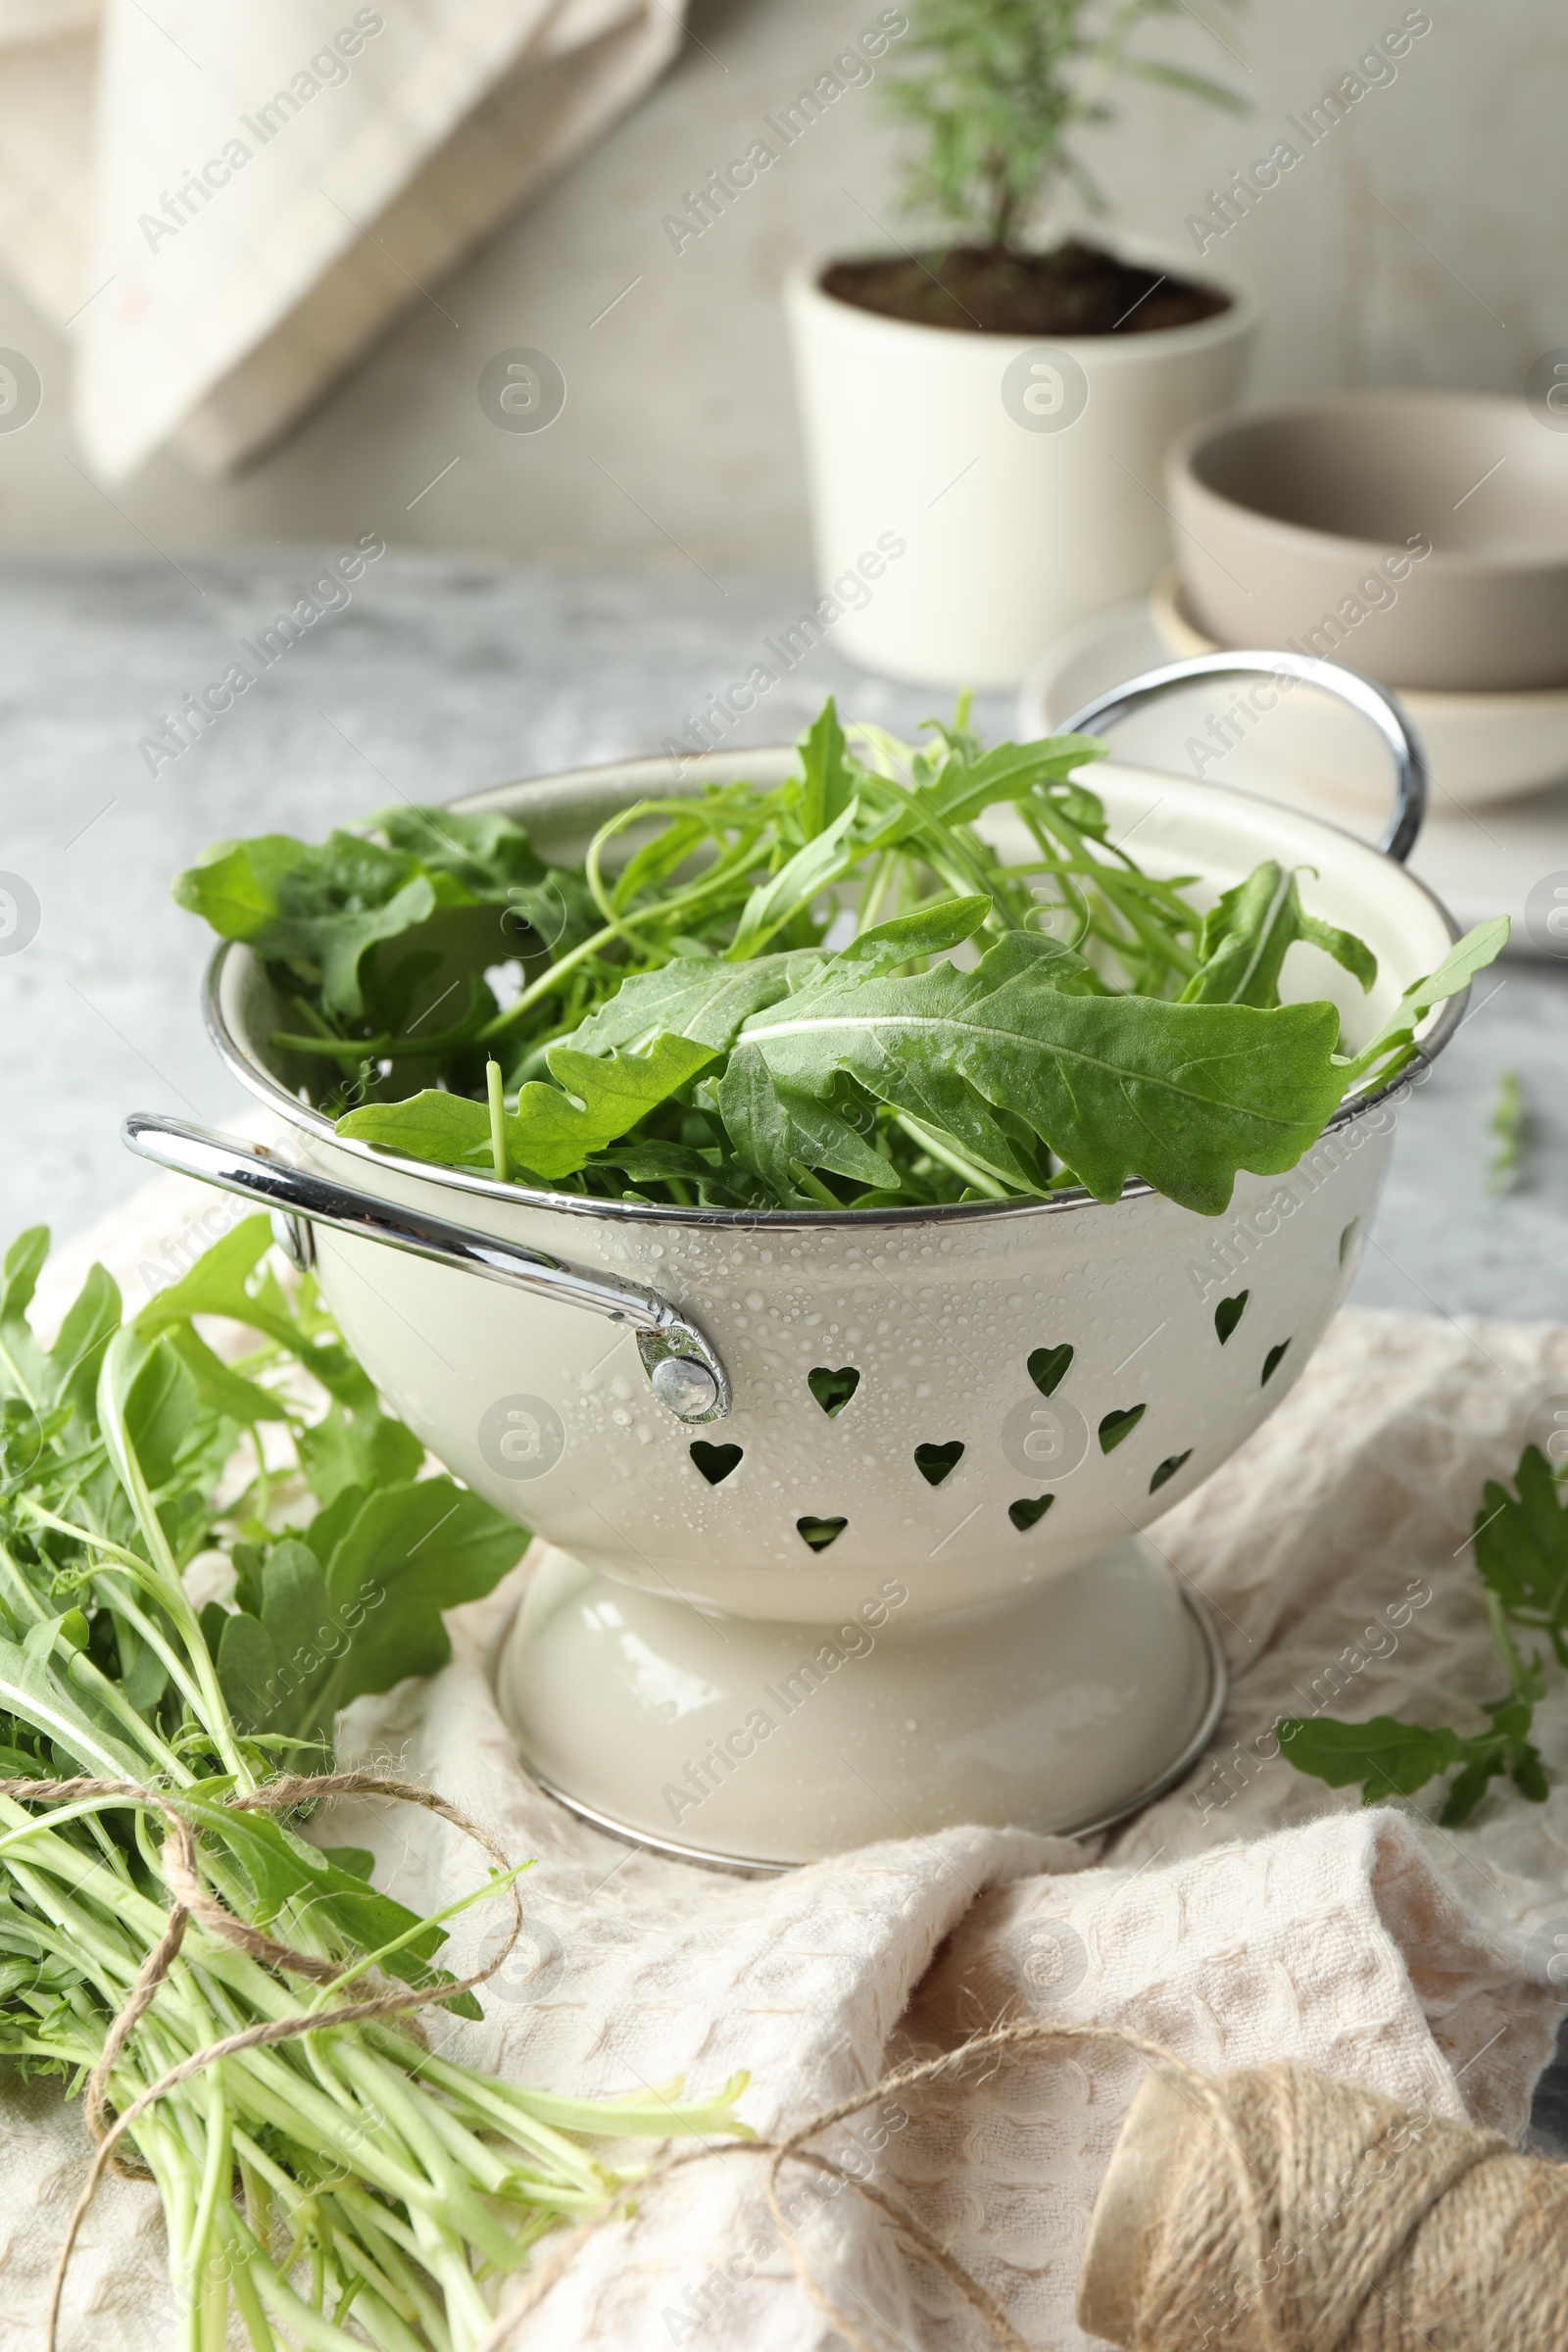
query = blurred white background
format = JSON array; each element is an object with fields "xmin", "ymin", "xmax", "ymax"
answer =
[{"xmin": 0, "ymin": 0, "xmax": 1558, "ymax": 563}]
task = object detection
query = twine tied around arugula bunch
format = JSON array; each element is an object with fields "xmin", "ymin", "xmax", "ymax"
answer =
[{"xmin": 0, "ymin": 1219, "xmax": 751, "ymax": 2352}]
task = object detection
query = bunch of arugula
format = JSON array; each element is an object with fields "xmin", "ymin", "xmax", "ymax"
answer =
[
  {"xmin": 0, "ymin": 1218, "xmax": 745, "ymax": 2352},
  {"xmin": 1280, "ymin": 1443, "xmax": 1567, "ymax": 1827},
  {"xmin": 172, "ymin": 697, "xmax": 1508, "ymax": 1219}
]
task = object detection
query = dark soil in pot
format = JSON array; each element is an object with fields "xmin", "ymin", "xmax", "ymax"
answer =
[{"xmin": 819, "ymin": 238, "xmax": 1231, "ymax": 337}]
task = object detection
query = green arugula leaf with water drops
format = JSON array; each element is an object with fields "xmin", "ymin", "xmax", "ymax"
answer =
[{"xmin": 724, "ymin": 929, "xmax": 1347, "ymax": 1215}]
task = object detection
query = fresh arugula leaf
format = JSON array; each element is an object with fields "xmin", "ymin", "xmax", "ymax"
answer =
[
  {"xmin": 164, "ymin": 1322, "xmax": 288, "ymax": 1429},
  {"xmin": 137, "ymin": 1213, "xmax": 273, "ymax": 1328},
  {"xmin": 1345, "ymin": 917, "xmax": 1510, "ymax": 1086},
  {"xmin": 726, "ymin": 930, "xmax": 1346, "ymax": 1214},
  {"xmin": 137, "ymin": 1215, "xmax": 371, "ymax": 1405},
  {"xmin": 886, "ymin": 734, "xmax": 1106, "ymax": 834},
  {"xmin": 0, "ymin": 1626, "xmax": 148, "ymax": 1779},
  {"xmin": 1472, "ymin": 1446, "xmax": 1568, "ymax": 1666},
  {"xmin": 122, "ymin": 1337, "xmax": 204, "ymax": 1491},
  {"xmin": 797, "ymin": 697, "xmax": 859, "ymax": 840},
  {"xmin": 832, "ymin": 896, "xmax": 991, "ymax": 972},
  {"xmin": 299, "ymin": 1484, "xmax": 368, "ymax": 1569},
  {"xmin": 49, "ymin": 1263, "xmax": 122, "ymax": 1424},
  {"xmin": 1279, "ymin": 1680, "xmax": 1549, "ymax": 1829},
  {"xmin": 340, "ymin": 1033, "xmax": 716, "ymax": 1182},
  {"xmin": 216, "ymin": 1608, "xmax": 280, "ymax": 1738},
  {"xmin": 172, "ymin": 833, "xmax": 439, "ymax": 1018},
  {"xmin": 509, "ymin": 1036, "xmax": 715, "ymax": 1177},
  {"xmin": 715, "ymin": 1063, "xmax": 893, "ymax": 1205},
  {"xmin": 1280, "ymin": 1441, "xmax": 1561, "ymax": 1824},
  {"xmin": 330, "ymin": 1088, "xmax": 491, "ymax": 1169},
  {"xmin": 297, "ymin": 1394, "xmax": 424, "ymax": 1507},
  {"xmin": 725, "ymin": 804, "xmax": 859, "ymax": 961},
  {"xmin": 0, "ymin": 1228, "xmax": 48, "ymax": 1327},
  {"xmin": 1276, "ymin": 1713, "xmax": 1466, "ymax": 1798},
  {"xmin": 564, "ymin": 954, "xmax": 817, "ymax": 1056},
  {"xmin": 1182, "ymin": 861, "xmax": 1377, "ymax": 1007},
  {"xmin": 370, "ymin": 805, "xmax": 546, "ymax": 893},
  {"xmin": 318, "ymin": 1480, "xmax": 526, "ymax": 1709},
  {"xmin": 177, "ymin": 1783, "xmax": 465, "ymax": 1994}
]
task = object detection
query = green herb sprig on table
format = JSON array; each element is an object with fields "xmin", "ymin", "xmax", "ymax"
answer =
[
  {"xmin": 172, "ymin": 697, "xmax": 1507, "ymax": 1220},
  {"xmin": 1279, "ymin": 1443, "xmax": 1568, "ymax": 1827},
  {"xmin": 0, "ymin": 1219, "xmax": 747, "ymax": 2351},
  {"xmin": 1489, "ymin": 1067, "xmax": 1527, "ymax": 1194}
]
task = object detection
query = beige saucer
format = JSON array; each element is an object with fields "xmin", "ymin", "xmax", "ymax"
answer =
[
  {"xmin": 1150, "ymin": 570, "xmax": 1568, "ymax": 813},
  {"xmin": 1016, "ymin": 590, "xmax": 1568, "ymax": 942}
]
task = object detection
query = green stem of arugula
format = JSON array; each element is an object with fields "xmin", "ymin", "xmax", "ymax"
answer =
[
  {"xmin": 475, "ymin": 833, "xmax": 786, "ymax": 1045},
  {"xmin": 584, "ymin": 804, "xmax": 766, "ymax": 950},
  {"xmin": 891, "ymin": 1114, "xmax": 1012, "ymax": 1200},
  {"xmin": 485, "ymin": 1060, "xmax": 509, "ymax": 1181},
  {"xmin": 14, "ymin": 1502, "xmax": 219, "ymax": 1756},
  {"xmin": 474, "ymin": 918, "xmax": 643, "ymax": 1044},
  {"xmin": 852, "ymin": 850, "xmax": 900, "ymax": 937},
  {"xmin": 788, "ymin": 1163, "xmax": 844, "ymax": 1210},
  {"xmin": 99, "ymin": 1335, "xmax": 252, "ymax": 1789},
  {"xmin": 1487, "ymin": 1589, "xmax": 1535, "ymax": 1700}
]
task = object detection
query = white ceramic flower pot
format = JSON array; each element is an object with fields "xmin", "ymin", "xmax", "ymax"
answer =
[{"xmin": 784, "ymin": 240, "xmax": 1259, "ymax": 689}]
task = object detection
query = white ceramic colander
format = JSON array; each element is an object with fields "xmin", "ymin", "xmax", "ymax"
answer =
[{"xmin": 126, "ymin": 655, "xmax": 1459, "ymax": 1869}]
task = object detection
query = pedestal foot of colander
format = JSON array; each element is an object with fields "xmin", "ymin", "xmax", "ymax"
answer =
[{"xmin": 492, "ymin": 1543, "xmax": 1227, "ymax": 1873}]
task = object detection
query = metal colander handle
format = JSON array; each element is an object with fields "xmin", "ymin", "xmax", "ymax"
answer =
[
  {"xmin": 1061, "ymin": 651, "xmax": 1428, "ymax": 863},
  {"xmin": 122, "ymin": 1113, "xmax": 731, "ymax": 1424}
]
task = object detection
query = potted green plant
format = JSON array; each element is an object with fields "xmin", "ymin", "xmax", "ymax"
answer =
[{"xmin": 785, "ymin": 0, "xmax": 1260, "ymax": 688}]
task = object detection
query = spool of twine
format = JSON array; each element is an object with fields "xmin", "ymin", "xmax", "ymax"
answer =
[
  {"xmin": 1077, "ymin": 2054, "xmax": 1568, "ymax": 2352},
  {"xmin": 476, "ymin": 2020, "xmax": 1568, "ymax": 2352}
]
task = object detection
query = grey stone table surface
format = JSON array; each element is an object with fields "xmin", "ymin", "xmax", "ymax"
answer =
[{"xmin": 0, "ymin": 546, "xmax": 1563, "ymax": 1301}]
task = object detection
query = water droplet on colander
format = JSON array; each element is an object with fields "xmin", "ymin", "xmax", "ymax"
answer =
[{"xmin": 649, "ymin": 1356, "xmax": 719, "ymax": 1419}]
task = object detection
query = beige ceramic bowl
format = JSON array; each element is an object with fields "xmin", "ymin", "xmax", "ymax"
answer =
[{"xmin": 1166, "ymin": 391, "xmax": 1568, "ymax": 692}]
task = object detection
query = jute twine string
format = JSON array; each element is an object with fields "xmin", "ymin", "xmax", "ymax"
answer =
[
  {"xmin": 0, "ymin": 1773, "xmax": 523, "ymax": 2352},
  {"xmin": 17, "ymin": 1775, "xmax": 1563, "ymax": 2352},
  {"xmin": 469, "ymin": 2018, "xmax": 1568, "ymax": 2352},
  {"xmin": 469, "ymin": 2019, "xmax": 1267, "ymax": 2352}
]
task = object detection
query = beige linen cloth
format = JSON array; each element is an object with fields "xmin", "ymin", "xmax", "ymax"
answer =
[
  {"xmin": 8, "ymin": 1168, "xmax": 1566, "ymax": 2351},
  {"xmin": 0, "ymin": 0, "xmax": 684, "ymax": 477}
]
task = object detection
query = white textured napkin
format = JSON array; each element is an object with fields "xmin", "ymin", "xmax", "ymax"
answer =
[
  {"xmin": 17, "ymin": 1168, "xmax": 1568, "ymax": 2352},
  {"xmin": 0, "ymin": 0, "xmax": 683, "ymax": 477}
]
